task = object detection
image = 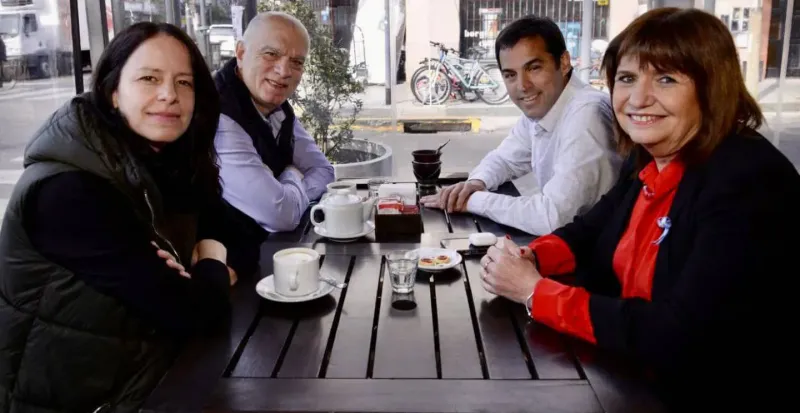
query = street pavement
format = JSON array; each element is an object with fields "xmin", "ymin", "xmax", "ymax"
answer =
[{"xmin": 2, "ymin": 75, "xmax": 800, "ymax": 222}]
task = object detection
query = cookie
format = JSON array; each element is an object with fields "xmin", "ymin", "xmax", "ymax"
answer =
[{"xmin": 434, "ymin": 255, "xmax": 451, "ymax": 264}]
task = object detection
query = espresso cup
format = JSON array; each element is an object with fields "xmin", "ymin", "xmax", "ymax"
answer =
[{"xmin": 272, "ymin": 248, "xmax": 321, "ymax": 296}]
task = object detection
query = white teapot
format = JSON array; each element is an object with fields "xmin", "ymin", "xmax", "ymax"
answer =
[{"xmin": 311, "ymin": 184, "xmax": 376, "ymax": 237}]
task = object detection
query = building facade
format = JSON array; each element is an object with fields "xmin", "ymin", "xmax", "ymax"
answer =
[
  {"xmin": 309, "ymin": 0, "xmax": 798, "ymax": 85},
  {"xmin": 765, "ymin": 0, "xmax": 800, "ymax": 78},
  {"xmin": 458, "ymin": 0, "xmax": 610, "ymax": 60}
]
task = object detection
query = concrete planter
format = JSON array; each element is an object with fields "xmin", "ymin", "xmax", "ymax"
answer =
[{"xmin": 330, "ymin": 139, "xmax": 393, "ymax": 179}]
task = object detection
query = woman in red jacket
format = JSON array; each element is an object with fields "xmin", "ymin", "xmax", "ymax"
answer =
[{"xmin": 479, "ymin": 7, "xmax": 799, "ymax": 411}]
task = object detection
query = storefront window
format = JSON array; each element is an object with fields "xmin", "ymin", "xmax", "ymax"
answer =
[
  {"xmin": 1, "ymin": 0, "xmax": 798, "ymax": 221},
  {"xmin": 0, "ymin": 0, "xmax": 85, "ymax": 218}
]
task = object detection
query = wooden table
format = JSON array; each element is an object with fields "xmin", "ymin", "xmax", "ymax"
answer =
[{"xmin": 142, "ymin": 183, "xmax": 670, "ymax": 413}]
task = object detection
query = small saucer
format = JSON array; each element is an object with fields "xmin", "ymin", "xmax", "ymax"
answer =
[
  {"xmin": 255, "ymin": 275, "xmax": 335, "ymax": 303},
  {"xmin": 314, "ymin": 221, "xmax": 375, "ymax": 242},
  {"xmin": 416, "ymin": 247, "xmax": 463, "ymax": 273}
]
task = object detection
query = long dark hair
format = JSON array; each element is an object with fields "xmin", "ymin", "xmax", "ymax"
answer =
[{"xmin": 90, "ymin": 22, "xmax": 221, "ymax": 203}]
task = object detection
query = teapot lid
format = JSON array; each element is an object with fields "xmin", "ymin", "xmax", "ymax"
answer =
[{"xmin": 324, "ymin": 192, "xmax": 362, "ymax": 206}]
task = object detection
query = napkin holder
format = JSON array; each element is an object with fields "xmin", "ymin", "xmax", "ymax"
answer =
[
  {"xmin": 377, "ymin": 183, "xmax": 417, "ymax": 205},
  {"xmin": 374, "ymin": 197, "xmax": 423, "ymax": 242}
]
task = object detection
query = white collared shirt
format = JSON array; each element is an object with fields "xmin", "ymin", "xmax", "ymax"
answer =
[
  {"xmin": 253, "ymin": 100, "xmax": 286, "ymax": 139},
  {"xmin": 466, "ymin": 74, "xmax": 621, "ymax": 235}
]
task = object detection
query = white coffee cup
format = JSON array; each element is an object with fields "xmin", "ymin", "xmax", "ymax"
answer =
[
  {"xmin": 326, "ymin": 181, "xmax": 357, "ymax": 196},
  {"xmin": 272, "ymin": 248, "xmax": 321, "ymax": 296}
]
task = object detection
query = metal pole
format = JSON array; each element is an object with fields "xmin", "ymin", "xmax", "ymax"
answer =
[
  {"xmin": 198, "ymin": 0, "xmax": 210, "ymax": 65},
  {"xmin": 110, "ymin": 0, "xmax": 125, "ymax": 35},
  {"xmin": 199, "ymin": 0, "xmax": 208, "ymax": 28},
  {"xmin": 244, "ymin": 0, "xmax": 257, "ymax": 29},
  {"xmin": 185, "ymin": 1, "xmax": 195, "ymax": 38},
  {"xmin": 389, "ymin": 1, "xmax": 397, "ymax": 127},
  {"xmin": 84, "ymin": 0, "xmax": 109, "ymax": 70},
  {"xmin": 580, "ymin": 0, "xmax": 593, "ymax": 83},
  {"xmin": 745, "ymin": 3, "xmax": 762, "ymax": 97},
  {"xmin": 165, "ymin": 0, "xmax": 177, "ymax": 25},
  {"xmin": 69, "ymin": 0, "xmax": 84, "ymax": 94},
  {"xmin": 175, "ymin": 0, "xmax": 184, "ymax": 29},
  {"xmin": 384, "ymin": 0, "xmax": 391, "ymax": 105},
  {"xmin": 776, "ymin": 0, "xmax": 794, "ymax": 146}
]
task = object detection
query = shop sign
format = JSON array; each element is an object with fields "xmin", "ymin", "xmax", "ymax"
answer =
[{"xmin": 479, "ymin": 8, "xmax": 502, "ymax": 15}]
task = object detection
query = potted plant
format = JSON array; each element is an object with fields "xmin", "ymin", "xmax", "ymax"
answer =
[{"xmin": 257, "ymin": 0, "xmax": 392, "ymax": 178}]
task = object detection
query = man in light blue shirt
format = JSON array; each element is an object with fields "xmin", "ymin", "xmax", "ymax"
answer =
[{"xmin": 214, "ymin": 11, "xmax": 334, "ymax": 237}]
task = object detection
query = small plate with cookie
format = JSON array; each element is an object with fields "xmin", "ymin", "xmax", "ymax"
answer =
[{"xmin": 415, "ymin": 247, "xmax": 463, "ymax": 273}]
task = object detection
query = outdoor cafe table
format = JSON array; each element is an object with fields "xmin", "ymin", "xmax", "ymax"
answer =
[{"xmin": 142, "ymin": 181, "xmax": 670, "ymax": 413}]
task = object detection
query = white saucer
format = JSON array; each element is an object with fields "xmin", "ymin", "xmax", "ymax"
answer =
[
  {"xmin": 416, "ymin": 247, "xmax": 463, "ymax": 273},
  {"xmin": 255, "ymin": 275, "xmax": 335, "ymax": 303},
  {"xmin": 314, "ymin": 221, "xmax": 375, "ymax": 242}
]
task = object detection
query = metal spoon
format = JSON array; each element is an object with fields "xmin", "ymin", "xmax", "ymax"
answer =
[
  {"xmin": 436, "ymin": 139, "xmax": 451, "ymax": 153},
  {"xmin": 321, "ymin": 275, "xmax": 347, "ymax": 289}
]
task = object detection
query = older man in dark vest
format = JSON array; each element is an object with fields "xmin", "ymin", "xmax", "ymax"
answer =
[{"xmin": 214, "ymin": 12, "xmax": 334, "ymax": 274}]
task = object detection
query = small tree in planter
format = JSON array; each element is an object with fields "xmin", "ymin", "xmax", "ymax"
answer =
[{"xmin": 257, "ymin": 0, "xmax": 364, "ymax": 162}]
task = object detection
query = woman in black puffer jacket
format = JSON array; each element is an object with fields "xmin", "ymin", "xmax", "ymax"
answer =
[{"xmin": 0, "ymin": 22, "xmax": 235, "ymax": 413}]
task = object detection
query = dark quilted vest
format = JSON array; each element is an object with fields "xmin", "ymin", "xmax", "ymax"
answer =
[{"xmin": 0, "ymin": 96, "xmax": 196, "ymax": 413}]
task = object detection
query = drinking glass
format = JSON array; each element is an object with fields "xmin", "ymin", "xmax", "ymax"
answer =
[
  {"xmin": 368, "ymin": 177, "xmax": 388, "ymax": 198},
  {"xmin": 386, "ymin": 250, "xmax": 419, "ymax": 293}
]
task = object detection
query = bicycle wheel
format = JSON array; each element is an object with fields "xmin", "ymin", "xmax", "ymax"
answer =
[
  {"xmin": 410, "ymin": 64, "xmax": 451, "ymax": 105},
  {"xmin": 474, "ymin": 64, "xmax": 509, "ymax": 105},
  {"xmin": 459, "ymin": 89, "xmax": 480, "ymax": 102}
]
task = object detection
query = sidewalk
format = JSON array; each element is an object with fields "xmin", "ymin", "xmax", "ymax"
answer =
[
  {"xmin": 757, "ymin": 78, "xmax": 800, "ymax": 112},
  {"xmin": 356, "ymin": 83, "xmax": 521, "ymax": 118}
]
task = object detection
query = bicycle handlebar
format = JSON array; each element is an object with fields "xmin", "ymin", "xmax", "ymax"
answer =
[{"xmin": 429, "ymin": 41, "xmax": 458, "ymax": 55}]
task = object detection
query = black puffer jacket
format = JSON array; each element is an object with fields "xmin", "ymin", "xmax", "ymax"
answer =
[{"xmin": 0, "ymin": 95, "xmax": 230, "ymax": 413}]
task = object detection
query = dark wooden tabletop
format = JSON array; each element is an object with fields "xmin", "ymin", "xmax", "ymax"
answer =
[{"xmin": 142, "ymin": 182, "xmax": 670, "ymax": 413}]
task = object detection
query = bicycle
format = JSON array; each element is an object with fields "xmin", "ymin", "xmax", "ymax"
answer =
[
  {"xmin": 410, "ymin": 41, "xmax": 508, "ymax": 105},
  {"xmin": 572, "ymin": 58, "xmax": 607, "ymax": 92}
]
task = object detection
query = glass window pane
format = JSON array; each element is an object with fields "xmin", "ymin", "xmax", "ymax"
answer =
[{"xmin": 1, "ymin": 0, "xmax": 84, "ymax": 221}]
